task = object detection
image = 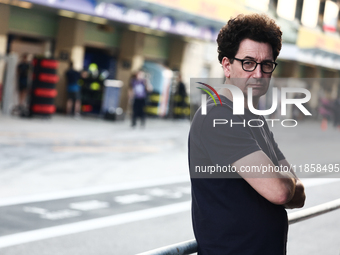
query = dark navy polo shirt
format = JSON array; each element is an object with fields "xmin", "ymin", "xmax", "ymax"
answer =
[{"xmin": 189, "ymin": 95, "xmax": 288, "ymax": 255}]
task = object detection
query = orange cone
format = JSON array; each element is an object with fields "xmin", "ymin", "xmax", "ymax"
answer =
[{"xmin": 321, "ymin": 118, "xmax": 328, "ymax": 130}]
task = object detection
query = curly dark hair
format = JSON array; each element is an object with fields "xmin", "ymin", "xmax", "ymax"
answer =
[{"xmin": 217, "ymin": 13, "xmax": 282, "ymax": 63}]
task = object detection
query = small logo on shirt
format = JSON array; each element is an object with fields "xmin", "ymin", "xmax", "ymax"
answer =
[{"xmin": 196, "ymin": 82, "xmax": 223, "ymax": 107}]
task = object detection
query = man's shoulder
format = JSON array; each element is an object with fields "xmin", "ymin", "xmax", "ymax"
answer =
[
  {"xmin": 191, "ymin": 100, "xmax": 232, "ymax": 130},
  {"xmin": 189, "ymin": 98, "xmax": 250, "ymax": 147}
]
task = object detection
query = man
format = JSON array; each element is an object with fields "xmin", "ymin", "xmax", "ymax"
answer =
[
  {"xmin": 129, "ymin": 70, "xmax": 152, "ymax": 127},
  {"xmin": 189, "ymin": 14, "xmax": 305, "ymax": 254},
  {"xmin": 17, "ymin": 53, "xmax": 31, "ymax": 111},
  {"xmin": 65, "ymin": 61, "xmax": 81, "ymax": 116},
  {"xmin": 174, "ymin": 73, "xmax": 188, "ymax": 119}
]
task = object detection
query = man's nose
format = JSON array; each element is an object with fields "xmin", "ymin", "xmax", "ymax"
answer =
[{"xmin": 252, "ymin": 64, "xmax": 263, "ymax": 78}]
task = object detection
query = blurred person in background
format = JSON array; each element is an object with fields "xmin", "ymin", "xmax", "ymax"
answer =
[
  {"xmin": 129, "ymin": 70, "xmax": 152, "ymax": 127},
  {"xmin": 173, "ymin": 73, "xmax": 188, "ymax": 119},
  {"xmin": 17, "ymin": 53, "xmax": 31, "ymax": 111},
  {"xmin": 65, "ymin": 61, "xmax": 81, "ymax": 117},
  {"xmin": 319, "ymin": 95, "xmax": 333, "ymax": 130},
  {"xmin": 333, "ymin": 96, "xmax": 340, "ymax": 129}
]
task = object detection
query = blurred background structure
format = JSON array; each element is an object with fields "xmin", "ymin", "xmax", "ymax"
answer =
[{"xmin": 1, "ymin": 0, "xmax": 340, "ymax": 119}]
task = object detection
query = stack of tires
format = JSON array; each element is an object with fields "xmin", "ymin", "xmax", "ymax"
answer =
[{"xmin": 30, "ymin": 58, "xmax": 59, "ymax": 117}]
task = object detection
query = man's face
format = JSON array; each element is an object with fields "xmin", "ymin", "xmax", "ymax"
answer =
[{"xmin": 222, "ymin": 38, "xmax": 273, "ymax": 99}]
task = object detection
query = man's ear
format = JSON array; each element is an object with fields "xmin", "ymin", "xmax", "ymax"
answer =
[{"xmin": 222, "ymin": 57, "xmax": 231, "ymax": 78}]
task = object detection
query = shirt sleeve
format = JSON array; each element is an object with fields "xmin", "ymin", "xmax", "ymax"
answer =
[
  {"xmin": 199, "ymin": 106, "xmax": 262, "ymax": 167},
  {"xmin": 269, "ymin": 130, "xmax": 285, "ymax": 161}
]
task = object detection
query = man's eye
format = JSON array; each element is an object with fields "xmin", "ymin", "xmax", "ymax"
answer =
[
  {"xmin": 243, "ymin": 61, "xmax": 253, "ymax": 66},
  {"xmin": 262, "ymin": 62, "xmax": 274, "ymax": 67}
]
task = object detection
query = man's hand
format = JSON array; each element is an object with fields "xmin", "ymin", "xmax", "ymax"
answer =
[
  {"xmin": 284, "ymin": 179, "xmax": 306, "ymax": 209},
  {"xmin": 278, "ymin": 159, "xmax": 306, "ymax": 209}
]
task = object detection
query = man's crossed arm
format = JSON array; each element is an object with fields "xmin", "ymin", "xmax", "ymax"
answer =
[
  {"xmin": 279, "ymin": 158, "xmax": 306, "ymax": 209},
  {"xmin": 232, "ymin": 151, "xmax": 306, "ymax": 208}
]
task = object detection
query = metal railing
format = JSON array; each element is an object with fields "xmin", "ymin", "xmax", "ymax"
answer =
[{"xmin": 137, "ymin": 198, "xmax": 340, "ymax": 255}]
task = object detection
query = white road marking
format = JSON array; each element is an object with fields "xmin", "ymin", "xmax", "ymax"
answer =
[
  {"xmin": 112, "ymin": 186, "xmax": 190, "ymax": 204},
  {"xmin": 41, "ymin": 210, "xmax": 81, "ymax": 220},
  {"xmin": 23, "ymin": 207, "xmax": 47, "ymax": 215},
  {"xmin": 0, "ymin": 175, "xmax": 189, "ymax": 207},
  {"xmin": 69, "ymin": 200, "xmax": 109, "ymax": 211},
  {"xmin": 0, "ymin": 201, "xmax": 191, "ymax": 249},
  {"xmin": 23, "ymin": 206, "xmax": 82, "ymax": 220},
  {"xmin": 114, "ymin": 194, "xmax": 152, "ymax": 204},
  {"xmin": 146, "ymin": 188, "xmax": 183, "ymax": 199}
]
